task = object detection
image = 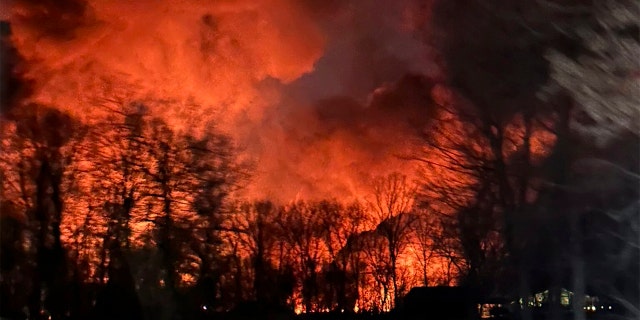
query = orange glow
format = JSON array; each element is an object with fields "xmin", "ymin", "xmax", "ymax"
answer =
[
  {"xmin": 1, "ymin": 0, "xmax": 554, "ymax": 203},
  {"xmin": 1, "ymin": 0, "xmax": 559, "ymax": 314},
  {"xmin": 0, "ymin": 0, "xmax": 441, "ymax": 202}
]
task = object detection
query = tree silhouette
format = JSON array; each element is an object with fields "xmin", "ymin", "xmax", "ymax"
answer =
[
  {"xmin": 0, "ymin": 104, "xmax": 86, "ymax": 318},
  {"xmin": 367, "ymin": 173, "xmax": 418, "ymax": 308}
]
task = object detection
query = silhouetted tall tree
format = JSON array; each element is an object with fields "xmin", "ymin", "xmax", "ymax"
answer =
[
  {"xmin": 0, "ymin": 104, "xmax": 85, "ymax": 318},
  {"xmin": 317, "ymin": 200, "xmax": 366, "ymax": 311},
  {"xmin": 367, "ymin": 173, "xmax": 418, "ymax": 308}
]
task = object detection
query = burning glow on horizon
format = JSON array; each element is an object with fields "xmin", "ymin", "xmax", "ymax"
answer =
[
  {"xmin": 2, "ymin": 0, "xmax": 555, "ymax": 202},
  {"xmin": 1, "ymin": 0, "xmax": 447, "ymax": 201},
  {"xmin": 0, "ymin": 1, "xmax": 562, "ymax": 314}
]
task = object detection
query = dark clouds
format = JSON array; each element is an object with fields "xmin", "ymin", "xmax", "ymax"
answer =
[
  {"xmin": 255, "ymin": 73, "xmax": 437, "ymax": 199},
  {"xmin": 9, "ymin": 0, "xmax": 95, "ymax": 40},
  {"xmin": 271, "ymin": 0, "xmax": 439, "ymax": 171},
  {"xmin": 0, "ymin": 0, "xmax": 94, "ymax": 113},
  {"xmin": 240, "ymin": 0, "xmax": 442, "ymax": 199},
  {"xmin": 287, "ymin": 0, "xmax": 438, "ymax": 102},
  {"xmin": 307, "ymin": 74, "xmax": 436, "ymax": 138}
]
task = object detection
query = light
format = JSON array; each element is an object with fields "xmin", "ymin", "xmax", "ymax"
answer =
[
  {"xmin": 201, "ymin": 305, "xmax": 208, "ymax": 311},
  {"xmin": 609, "ymin": 306, "xmax": 612, "ymax": 310}
]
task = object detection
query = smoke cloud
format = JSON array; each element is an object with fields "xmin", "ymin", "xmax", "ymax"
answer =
[
  {"xmin": 2, "ymin": 0, "xmax": 441, "ymax": 200},
  {"xmin": 3, "ymin": 0, "xmax": 324, "ymax": 120}
]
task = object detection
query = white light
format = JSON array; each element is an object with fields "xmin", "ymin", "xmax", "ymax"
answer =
[
  {"xmin": 609, "ymin": 306, "xmax": 612, "ymax": 310},
  {"xmin": 601, "ymin": 306, "xmax": 604, "ymax": 309},
  {"xmin": 202, "ymin": 305, "xmax": 207, "ymax": 311}
]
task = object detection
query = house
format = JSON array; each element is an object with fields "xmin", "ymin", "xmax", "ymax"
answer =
[{"xmin": 399, "ymin": 286, "xmax": 479, "ymax": 320}]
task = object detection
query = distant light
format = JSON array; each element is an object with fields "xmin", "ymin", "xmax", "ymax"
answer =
[
  {"xmin": 601, "ymin": 306, "xmax": 604, "ymax": 309},
  {"xmin": 341, "ymin": 309, "xmax": 344, "ymax": 313},
  {"xmin": 609, "ymin": 306, "xmax": 612, "ymax": 310},
  {"xmin": 202, "ymin": 305, "xmax": 208, "ymax": 311}
]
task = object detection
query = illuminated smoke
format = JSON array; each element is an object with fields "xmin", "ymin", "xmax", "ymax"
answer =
[
  {"xmin": 243, "ymin": 0, "xmax": 440, "ymax": 200},
  {"xmin": 2, "ymin": 0, "xmax": 445, "ymax": 200},
  {"xmin": 3, "ymin": 0, "xmax": 324, "ymax": 121},
  {"xmin": 250, "ymin": 74, "xmax": 437, "ymax": 200}
]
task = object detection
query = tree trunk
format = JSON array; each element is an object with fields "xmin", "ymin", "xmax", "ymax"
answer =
[
  {"xmin": 157, "ymin": 185, "xmax": 178, "ymax": 319},
  {"xmin": 389, "ymin": 243, "xmax": 399, "ymax": 309},
  {"xmin": 422, "ymin": 250, "xmax": 429, "ymax": 286}
]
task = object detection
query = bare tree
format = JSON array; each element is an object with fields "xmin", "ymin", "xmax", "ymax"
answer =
[
  {"xmin": 278, "ymin": 201, "xmax": 329, "ymax": 312},
  {"xmin": 76, "ymin": 99, "xmax": 242, "ymax": 318},
  {"xmin": 0, "ymin": 104, "xmax": 85, "ymax": 318},
  {"xmin": 317, "ymin": 200, "xmax": 366, "ymax": 311},
  {"xmin": 229, "ymin": 200, "xmax": 290, "ymax": 306},
  {"xmin": 410, "ymin": 209, "xmax": 437, "ymax": 286},
  {"xmin": 358, "ymin": 230, "xmax": 393, "ymax": 312},
  {"xmin": 367, "ymin": 173, "xmax": 418, "ymax": 308},
  {"xmin": 412, "ymin": 86, "xmax": 551, "ymax": 303}
]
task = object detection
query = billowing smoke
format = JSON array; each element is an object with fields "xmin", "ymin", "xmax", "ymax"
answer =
[
  {"xmin": 3, "ymin": 0, "xmax": 324, "ymax": 120},
  {"xmin": 243, "ymin": 0, "xmax": 440, "ymax": 199},
  {"xmin": 2, "ymin": 0, "xmax": 440, "ymax": 200},
  {"xmin": 251, "ymin": 74, "xmax": 437, "ymax": 200}
]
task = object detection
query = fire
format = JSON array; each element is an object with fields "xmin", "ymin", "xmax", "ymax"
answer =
[
  {"xmin": 1, "ymin": 0, "xmax": 439, "ymax": 201},
  {"xmin": 0, "ymin": 0, "xmax": 560, "ymax": 316},
  {"xmin": 3, "ymin": 0, "xmax": 326, "ymax": 156}
]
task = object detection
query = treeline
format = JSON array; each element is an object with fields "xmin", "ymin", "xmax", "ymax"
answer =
[
  {"xmin": 1, "ymin": 1, "xmax": 639, "ymax": 319},
  {"xmin": 0, "ymin": 101, "xmax": 452, "ymax": 319},
  {"xmin": 0, "ymin": 101, "xmax": 243, "ymax": 319},
  {"xmin": 1, "ymin": 92, "xmax": 637, "ymax": 320}
]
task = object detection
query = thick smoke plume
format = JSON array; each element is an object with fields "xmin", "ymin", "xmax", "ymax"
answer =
[
  {"xmin": 2, "ymin": 0, "xmax": 324, "ymax": 121},
  {"xmin": 2, "ymin": 0, "xmax": 439, "ymax": 200}
]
